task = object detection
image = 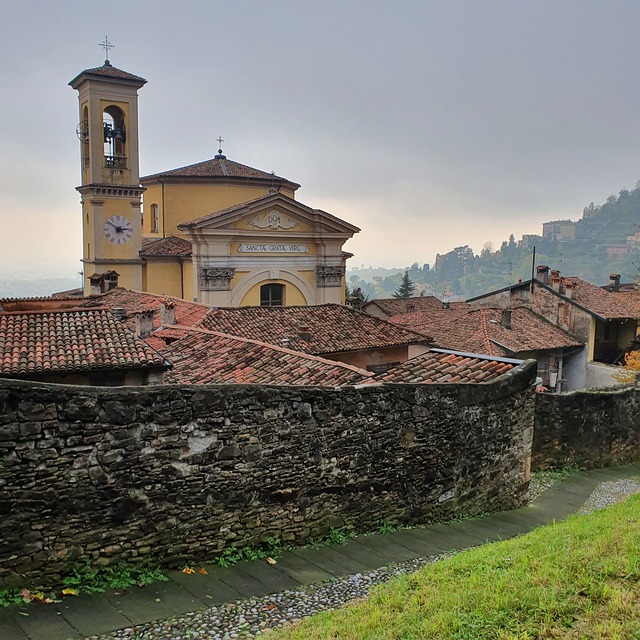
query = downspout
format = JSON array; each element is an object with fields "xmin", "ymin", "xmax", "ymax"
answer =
[
  {"xmin": 158, "ymin": 177, "xmax": 166, "ymax": 239},
  {"xmin": 180, "ymin": 257, "xmax": 185, "ymax": 299},
  {"xmin": 556, "ymin": 352, "xmax": 563, "ymax": 393}
]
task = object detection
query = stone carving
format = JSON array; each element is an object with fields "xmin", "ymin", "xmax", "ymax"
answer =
[
  {"xmin": 200, "ymin": 267, "xmax": 235, "ymax": 291},
  {"xmin": 248, "ymin": 210, "xmax": 298, "ymax": 230},
  {"xmin": 316, "ymin": 266, "xmax": 345, "ymax": 288}
]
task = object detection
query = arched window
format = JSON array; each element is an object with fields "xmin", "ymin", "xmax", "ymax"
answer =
[
  {"xmin": 260, "ymin": 283, "xmax": 284, "ymax": 306},
  {"xmin": 103, "ymin": 105, "xmax": 126, "ymax": 169},
  {"xmin": 151, "ymin": 204, "xmax": 159, "ymax": 232}
]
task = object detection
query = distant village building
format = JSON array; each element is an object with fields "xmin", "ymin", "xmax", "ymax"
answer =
[
  {"xmin": 542, "ymin": 220, "xmax": 577, "ymax": 242},
  {"xmin": 69, "ymin": 59, "xmax": 359, "ymax": 306}
]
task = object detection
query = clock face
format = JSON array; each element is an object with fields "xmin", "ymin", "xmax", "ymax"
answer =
[{"xmin": 103, "ymin": 215, "xmax": 133, "ymax": 245}]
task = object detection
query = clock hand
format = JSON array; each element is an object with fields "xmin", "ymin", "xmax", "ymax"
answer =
[{"xmin": 106, "ymin": 221, "xmax": 124, "ymax": 233}]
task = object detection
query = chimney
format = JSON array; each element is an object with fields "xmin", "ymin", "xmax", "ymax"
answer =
[
  {"xmin": 111, "ymin": 307, "xmax": 126, "ymax": 322},
  {"xmin": 103, "ymin": 270, "xmax": 119, "ymax": 291},
  {"xmin": 564, "ymin": 281, "xmax": 574, "ymax": 299},
  {"xmin": 134, "ymin": 310, "xmax": 154, "ymax": 339},
  {"xmin": 442, "ymin": 301, "xmax": 450, "ymax": 310},
  {"xmin": 536, "ymin": 265, "xmax": 550, "ymax": 284},
  {"xmin": 609, "ymin": 273, "xmax": 621, "ymax": 292},
  {"xmin": 550, "ymin": 271, "xmax": 562, "ymax": 292},
  {"xmin": 297, "ymin": 325, "xmax": 312, "ymax": 342},
  {"xmin": 160, "ymin": 300, "xmax": 176, "ymax": 326},
  {"xmin": 501, "ymin": 308, "xmax": 512, "ymax": 329}
]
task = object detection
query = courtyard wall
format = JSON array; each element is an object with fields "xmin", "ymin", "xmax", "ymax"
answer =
[{"xmin": 0, "ymin": 364, "xmax": 534, "ymax": 587}]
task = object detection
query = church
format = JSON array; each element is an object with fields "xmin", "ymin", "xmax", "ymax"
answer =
[{"xmin": 69, "ymin": 55, "xmax": 359, "ymax": 306}]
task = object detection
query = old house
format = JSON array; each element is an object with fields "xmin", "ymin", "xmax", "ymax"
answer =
[
  {"xmin": 387, "ymin": 303, "xmax": 582, "ymax": 392},
  {"xmin": 467, "ymin": 267, "xmax": 640, "ymax": 389},
  {"xmin": 0, "ymin": 307, "xmax": 169, "ymax": 385}
]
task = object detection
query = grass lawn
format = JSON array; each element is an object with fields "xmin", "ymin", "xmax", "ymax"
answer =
[{"xmin": 268, "ymin": 494, "xmax": 640, "ymax": 639}]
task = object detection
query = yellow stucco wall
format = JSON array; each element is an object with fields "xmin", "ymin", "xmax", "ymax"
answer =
[
  {"xmin": 142, "ymin": 260, "xmax": 185, "ymax": 298},
  {"xmin": 239, "ymin": 280, "xmax": 306, "ymax": 307},
  {"xmin": 141, "ymin": 182, "xmax": 297, "ymax": 238}
]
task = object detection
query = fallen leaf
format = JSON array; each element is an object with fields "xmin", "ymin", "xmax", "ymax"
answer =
[
  {"xmin": 61, "ymin": 588, "xmax": 78, "ymax": 596},
  {"xmin": 198, "ymin": 568, "xmax": 208, "ymax": 575},
  {"xmin": 266, "ymin": 557, "xmax": 277, "ymax": 565},
  {"xmin": 154, "ymin": 598, "xmax": 161, "ymax": 602},
  {"xmin": 20, "ymin": 588, "xmax": 30, "ymax": 599},
  {"xmin": 18, "ymin": 611, "xmax": 29, "ymax": 617},
  {"xmin": 182, "ymin": 567, "xmax": 195, "ymax": 574}
]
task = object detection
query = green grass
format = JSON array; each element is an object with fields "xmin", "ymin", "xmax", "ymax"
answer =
[{"xmin": 268, "ymin": 494, "xmax": 640, "ymax": 639}]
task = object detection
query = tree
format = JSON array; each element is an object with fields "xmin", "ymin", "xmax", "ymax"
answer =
[{"xmin": 393, "ymin": 270, "xmax": 415, "ymax": 298}]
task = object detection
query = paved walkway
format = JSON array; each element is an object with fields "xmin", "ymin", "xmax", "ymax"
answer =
[{"xmin": 2, "ymin": 464, "xmax": 639, "ymax": 640}]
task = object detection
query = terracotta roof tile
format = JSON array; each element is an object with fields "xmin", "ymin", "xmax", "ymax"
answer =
[
  {"xmin": 377, "ymin": 350, "xmax": 519, "ymax": 384},
  {"xmin": 558, "ymin": 277, "xmax": 640, "ymax": 320},
  {"xmin": 69, "ymin": 63, "xmax": 146, "ymax": 86},
  {"xmin": 79, "ymin": 289, "xmax": 209, "ymax": 332},
  {"xmin": 155, "ymin": 327, "xmax": 373, "ymax": 387},
  {"xmin": 389, "ymin": 306, "xmax": 581, "ymax": 356},
  {"xmin": 0, "ymin": 309, "xmax": 166, "ymax": 377},
  {"xmin": 199, "ymin": 304, "xmax": 431, "ymax": 355},
  {"xmin": 141, "ymin": 156, "xmax": 298, "ymax": 187},
  {"xmin": 364, "ymin": 296, "xmax": 447, "ymax": 316},
  {"xmin": 140, "ymin": 236, "xmax": 192, "ymax": 257}
]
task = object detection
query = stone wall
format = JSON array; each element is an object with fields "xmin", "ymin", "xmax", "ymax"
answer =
[
  {"xmin": 0, "ymin": 365, "xmax": 535, "ymax": 587},
  {"xmin": 533, "ymin": 384, "xmax": 640, "ymax": 470}
]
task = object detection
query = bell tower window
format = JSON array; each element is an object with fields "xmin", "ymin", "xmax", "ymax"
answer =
[
  {"xmin": 260, "ymin": 283, "xmax": 284, "ymax": 307},
  {"xmin": 103, "ymin": 106, "xmax": 127, "ymax": 169}
]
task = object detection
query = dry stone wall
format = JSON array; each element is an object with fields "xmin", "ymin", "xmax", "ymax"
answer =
[
  {"xmin": 0, "ymin": 364, "xmax": 535, "ymax": 587},
  {"xmin": 533, "ymin": 384, "xmax": 640, "ymax": 470}
]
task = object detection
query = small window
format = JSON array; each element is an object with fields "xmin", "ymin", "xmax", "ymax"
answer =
[
  {"xmin": 260, "ymin": 283, "xmax": 284, "ymax": 307},
  {"xmin": 151, "ymin": 204, "xmax": 159, "ymax": 232}
]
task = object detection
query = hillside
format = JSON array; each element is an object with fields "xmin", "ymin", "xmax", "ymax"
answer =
[
  {"xmin": 349, "ymin": 184, "xmax": 640, "ymax": 300},
  {"xmin": 269, "ymin": 494, "xmax": 640, "ymax": 639}
]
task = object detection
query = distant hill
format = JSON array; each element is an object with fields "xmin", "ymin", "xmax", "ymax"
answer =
[
  {"xmin": 0, "ymin": 277, "xmax": 81, "ymax": 299},
  {"xmin": 349, "ymin": 183, "xmax": 640, "ymax": 300}
]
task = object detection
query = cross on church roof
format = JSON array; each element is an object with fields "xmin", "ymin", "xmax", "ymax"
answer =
[
  {"xmin": 99, "ymin": 36, "xmax": 114, "ymax": 65},
  {"xmin": 215, "ymin": 136, "xmax": 226, "ymax": 159}
]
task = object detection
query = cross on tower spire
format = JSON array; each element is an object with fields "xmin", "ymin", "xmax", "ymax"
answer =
[{"xmin": 99, "ymin": 36, "xmax": 114, "ymax": 65}]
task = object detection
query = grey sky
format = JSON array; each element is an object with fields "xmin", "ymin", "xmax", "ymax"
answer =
[{"xmin": 1, "ymin": 0, "xmax": 639, "ymax": 279}]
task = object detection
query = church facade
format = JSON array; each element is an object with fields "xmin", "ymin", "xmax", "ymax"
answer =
[{"xmin": 70, "ymin": 59, "xmax": 359, "ymax": 306}]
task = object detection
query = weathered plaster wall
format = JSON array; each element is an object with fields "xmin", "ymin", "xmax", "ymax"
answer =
[
  {"xmin": 0, "ymin": 365, "xmax": 535, "ymax": 587},
  {"xmin": 533, "ymin": 384, "xmax": 640, "ymax": 470}
]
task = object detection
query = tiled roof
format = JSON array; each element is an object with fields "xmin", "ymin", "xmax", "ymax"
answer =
[
  {"xmin": 377, "ymin": 349, "xmax": 519, "ymax": 384},
  {"xmin": 199, "ymin": 304, "xmax": 431, "ymax": 355},
  {"xmin": 389, "ymin": 306, "xmax": 582, "ymax": 356},
  {"xmin": 69, "ymin": 63, "xmax": 146, "ymax": 86},
  {"xmin": 0, "ymin": 309, "xmax": 167, "ymax": 377},
  {"xmin": 155, "ymin": 327, "xmax": 373, "ymax": 387},
  {"xmin": 140, "ymin": 236, "xmax": 192, "ymax": 257},
  {"xmin": 141, "ymin": 156, "xmax": 299, "ymax": 187},
  {"xmin": 80, "ymin": 289, "xmax": 209, "ymax": 332},
  {"xmin": 364, "ymin": 296, "xmax": 447, "ymax": 316},
  {"xmin": 558, "ymin": 277, "xmax": 640, "ymax": 320}
]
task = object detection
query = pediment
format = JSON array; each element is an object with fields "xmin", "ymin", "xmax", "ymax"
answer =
[{"xmin": 179, "ymin": 193, "xmax": 360, "ymax": 236}]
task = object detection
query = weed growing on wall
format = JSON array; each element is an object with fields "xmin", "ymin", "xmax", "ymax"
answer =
[
  {"xmin": 61, "ymin": 561, "xmax": 168, "ymax": 594},
  {"xmin": 215, "ymin": 538, "xmax": 282, "ymax": 568}
]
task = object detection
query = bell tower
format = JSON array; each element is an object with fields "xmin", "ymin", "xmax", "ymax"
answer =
[{"xmin": 69, "ymin": 41, "xmax": 146, "ymax": 294}]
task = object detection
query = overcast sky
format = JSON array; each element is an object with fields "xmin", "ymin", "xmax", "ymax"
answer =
[{"xmin": 1, "ymin": 0, "xmax": 639, "ymax": 280}]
